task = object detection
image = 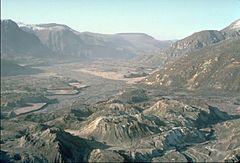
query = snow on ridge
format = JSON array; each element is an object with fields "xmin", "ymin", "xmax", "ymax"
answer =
[
  {"xmin": 230, "ymin": 20, "xmax": 240, "ymax": 30},
  {"xmin": 17, "ymin": 22, "xmax": 69, "ymax": 31}
]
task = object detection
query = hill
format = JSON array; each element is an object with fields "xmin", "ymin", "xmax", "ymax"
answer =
[{"xmin": 144, "ymin": 38, "xmax": 240, "ymax": 94}]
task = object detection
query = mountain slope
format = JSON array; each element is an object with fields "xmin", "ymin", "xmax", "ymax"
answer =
[
  {"xmin": 144, "ymin": 38, "xmax": 240, "ymax": 93},
  {"xmin": 116, "ymin": 33, "xmax": 172, "ymax": 54},
  {"xmin": 139, "ymin": 19, "xmax": 240, "ymax": 66},
  {"xmin": 1, "ymin": 20, "xmax": 52, "ymax": 59},
  {"xmin": 19, "ymin": 22, "xmax": 171, "ymax": 59},
  {"xmin": 19, "ymin": 23, "xmax": 90, "ymax": 58},
  {"xmin": 2, "ymin": 19, "xmax": 172, "ymax": 60},
  {"xmin": 167, "ymin": 30, "xmax": 225, "ymax": 57},
  {"xmin": 166, "ymin": 19, "xmax": 240, "ymax": 58},
  {"xmin": 221, "ymin": 19, "xmax": 240, "ymax": 39},
  {"xmin": 135, "ymin": 30, "xmax": 226, "ymax": 66}
]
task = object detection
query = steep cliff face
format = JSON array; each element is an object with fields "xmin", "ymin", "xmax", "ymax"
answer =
[
  {"xmin": 19, "ymin": 23, "xmax": 171, "ymax": 59},
  {"xmin": 1, "ymin": 20, "xmax": 52, "ymax": 59},
  {"xmin": 19, "ymin": 23, "xmax": 89, "ymax": 58}
]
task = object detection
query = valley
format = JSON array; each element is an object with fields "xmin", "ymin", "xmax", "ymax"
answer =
[
  {"xmin": 1, "ymin": 58, "xmax": 240, "ymax": 162},
  {"xmin": 1, "ymin": 18, "xmax": 240, "ymax": 162},
  {"xmin": 1, "ymin": 59, "xmax": 148, "ymax": 117}
]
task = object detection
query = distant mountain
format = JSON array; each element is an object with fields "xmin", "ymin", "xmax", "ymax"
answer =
[
  {"xmin": 144, "ymin": 38, "xmax": 240, "ymax": 94},
  {"xmin": 165, "ymin": 19, "xmax": 240, "ymax": 58},
  {"xmin": 2, "ymin": 19, "xmax": 172, "ymax": 61},
  {"xmin": 115, "ymin": 33, "xmax": 172, "ymax": 54},
  {"xmin": 166, "ymin": 30, "xmax": 225, "ymax": 57},
  {"xmin": 139, "ymin": 19, "xmax": 240, "ymax": 66},
  {"xmin": 135, "ymin": 30, "xmax": 226, "ymax": 67},
  {"xmin": 221, "ymin": 19, "xmax": 240, "ymax": 39},
  {"xmin": 18, "ymin": 22, "xmax": 171, "ymax": 59},
  {"xmin": 19, "ymin": 23, "xmax": 91, "ymax": 58},
  {"xmin": 1, "ymin": 20, "xmax": 52, "ymax": 59}
]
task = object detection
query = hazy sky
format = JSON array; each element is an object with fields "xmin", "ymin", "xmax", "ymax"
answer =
[{"xmin": 2, "ymin": 0, "xmax": 240, "ymax": 40}]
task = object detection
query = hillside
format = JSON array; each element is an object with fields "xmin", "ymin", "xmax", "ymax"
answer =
[
  {"xmin": 166, "ymin": 30, "xmax": 225, "ymax": 57},
  {"xmin": 1, "ymin": 19, "xmax": 172, "ymax": 61},
  {"xmin": 144, "ymin": 38, "xmax": 240, "ymax": 94},
  {"xmin": 221, "ymin": 19, "xmax": 240, "ymax": 39},
  {"xmin": 18, "ymin": 22, "xmax": 171, "ymax": 59},
  {"xmin": 1, "ymin": 20, "xmax": 52, "ymax": 59},
  {"xmin": 138, "ymin": 19, "xmax": 240, "ymax": 66}
]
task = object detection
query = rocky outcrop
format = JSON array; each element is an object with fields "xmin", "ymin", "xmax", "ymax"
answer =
[
  {"xmin": 88, "ymin": 149, "xmax": 126, "ymax": 162},
  {"xmin": 112, "ymin": 88, "xmax": 149, "ymax": 104},
  {"xmin": 66, "ymin": 102, "xmax": 165, "ymax": 146},
  {"xmin": 151, "ymin": 150, "xmax": 188, "ymax": 162}
]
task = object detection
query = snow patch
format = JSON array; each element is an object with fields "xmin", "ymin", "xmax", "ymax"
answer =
[
  {"xmin": 230, "ymin": 20, "xmax": 240, "ymax": 30},
  {"xmin": 18, "ymin": 22, "xmax": 70, "ymax": 31}
]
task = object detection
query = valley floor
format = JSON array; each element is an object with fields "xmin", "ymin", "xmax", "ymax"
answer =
[{"xmin": 1, "ymin": 59, "xmax": 240, "ymax": 162}]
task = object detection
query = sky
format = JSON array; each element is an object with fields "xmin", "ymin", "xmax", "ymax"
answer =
[{"xmin": 2, "ymin": 0, "xmax": 240, "ymax": 40}]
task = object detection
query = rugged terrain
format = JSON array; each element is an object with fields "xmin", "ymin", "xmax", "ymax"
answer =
[
  {"xmin": 144, "ymin": 38, "xmax": 240, "ymax": 94},
  {"xmin": 1, "ymin": 19, "xmax": 240, "ymax": 162}
]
